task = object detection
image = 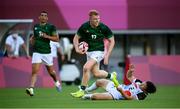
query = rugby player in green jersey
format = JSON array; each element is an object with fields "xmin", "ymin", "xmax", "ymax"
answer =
[
  {"xmin": 71, "ymin": 10, "xmax": 115, "ymax": 98},
  {"xmin": 26, "ymin": 11, "xmax": 61, "ymax": 96}
]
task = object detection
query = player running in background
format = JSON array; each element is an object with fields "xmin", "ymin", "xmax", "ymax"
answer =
[
  {"xmin": 26, "ymin": 11, "xmax": 61, "ymax": 96},
  {"xmin": 82, "ymin": 64, "xmax": 156, "ymax": 100},
  {"xmin": 71, "ymin": 9, "xmax": 115, "ymax": 98}
]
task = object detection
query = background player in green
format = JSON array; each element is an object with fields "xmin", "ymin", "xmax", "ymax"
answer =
[
  {"xmin": 71, "ymin": 9, "xmax": 115, "ymax": 98},
  {"xmin": 26, "ymin": 11, "xmax": 61, "ymax": 96}
]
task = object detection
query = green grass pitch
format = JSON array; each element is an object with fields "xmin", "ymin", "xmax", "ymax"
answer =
[{"xmin": 0, "ymin": 84, "xmax": 180, "ymax": 108}]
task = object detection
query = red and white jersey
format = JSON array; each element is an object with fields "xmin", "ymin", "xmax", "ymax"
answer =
[{"xmin": 118, "ymin": 79, "xmax": 143, "ymax": 100}]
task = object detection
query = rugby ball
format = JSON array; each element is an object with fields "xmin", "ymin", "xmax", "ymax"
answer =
[{"xmin": 78, "ymin": 41, "xmax": 88, "ymax": 52}]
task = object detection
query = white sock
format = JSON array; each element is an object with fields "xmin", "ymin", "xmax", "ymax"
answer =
[
  {"xmin": 85, "ymin": 82, "xmax": 97, "ymax": 92},
  {"xmin": 83, "ymin": 94, "xmax": 93, "ymax": 99},
  {"xmin": 55, "ymin": 81, "xmax": 60, "ymax": 87}
]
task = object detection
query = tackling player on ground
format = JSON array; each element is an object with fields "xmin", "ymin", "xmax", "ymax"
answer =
[{"xmin": 82, "ymin": 64, "xmax": 156, "ymax": 100}]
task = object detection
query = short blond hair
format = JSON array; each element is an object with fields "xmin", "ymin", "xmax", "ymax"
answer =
[{"xmin": 88, "ymin": 9, "xmax": 99, "ymax": 16}]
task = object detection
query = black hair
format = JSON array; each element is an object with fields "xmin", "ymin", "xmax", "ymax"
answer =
[
  {"xmin": 137, "ymin": 92, "xmax": 147, "ymax": 100},
  {"xmin": 135, "ymin": 79, "xmax": 142, "ymax": 84},
  {"xmin": 146, "ymin": 81, "xmax": 156, "ymax": 94}
]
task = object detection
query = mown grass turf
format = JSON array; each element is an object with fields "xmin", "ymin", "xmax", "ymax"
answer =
[{"xmin": 0, "ymin": 84, "xmax": 179, "ymax": 108}]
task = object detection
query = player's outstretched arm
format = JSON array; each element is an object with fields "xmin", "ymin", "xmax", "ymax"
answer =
[
  {"xmin": 126, "ymin": 64, "xmax": 136, "ymax": 83},
  {"xmin": 104, "ymin": 36, "xmax": 115, "ymax": 65}
]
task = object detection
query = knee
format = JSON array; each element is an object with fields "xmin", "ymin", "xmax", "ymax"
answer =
[
  {"xmin": 83, "ymin": 65, "xmax": 91, "ymax": 73},
  {"xmin": 96, "ymin": 79, "xmax": 104, "ymax": 87},
  {"xmin": 93, "ymin": 71, "xmax": 100, "ymax": 77}
]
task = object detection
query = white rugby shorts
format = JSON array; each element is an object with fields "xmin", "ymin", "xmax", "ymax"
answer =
[
  {"xmin": 86, "ymin": 51, "xmax": 104, "ymax": 63},
  {"xmin": 32, "ymin": 52, "xmax": 53, "ymax": 66},
  {"xmin": 106, "ymin": 81, "xmax": 124, "ymax": 100}
]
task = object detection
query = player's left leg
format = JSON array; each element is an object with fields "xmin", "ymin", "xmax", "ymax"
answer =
[
  {"xmin": 91, "ymin": 63, "xmax": 108, "ymax": 77},
  {"xmin": 83, "ymin": 79, "xmax": 113, "ymax": 100},
  {"xmin": 26, "ymin": 63, "xmax": 41, "ymax": 96},
  {"xmin": 83, "ymin": 92, "xmax": 113, "ymax": 100},
  {"xmin": 46, "ymin": 65, "xmax": 61, "ymax": 92},
  {"xmin": 89, "ymin": 51, "xmax": 115, "ymax": 80},
  {"xmin": 26, "ymin": 52, "xmax": 42, "ymax": 97},
  {"xmin": 91, "ymin": 63, "xmax": 116, "ymax": 81},
  {"xmin": 44, "ymin": 53, "xmax": 61, "ymax": 92},
  {"xmin": 85, "ymin": 79, "xmax": 110, "ymax": 92}
]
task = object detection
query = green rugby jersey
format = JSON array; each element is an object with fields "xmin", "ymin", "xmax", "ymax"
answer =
[
  {"xmin": 33, "ymin": 23, "xmax": 57, "ymax": 53},
  {"xmin": 77, "ymin": 21, "xmax": 113, "ymax": 51}
]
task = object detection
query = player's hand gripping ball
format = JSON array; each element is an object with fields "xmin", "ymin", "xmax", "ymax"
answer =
[{"xmin": 78, "ymin": 41, "xmax": 88, "ymax": 52}]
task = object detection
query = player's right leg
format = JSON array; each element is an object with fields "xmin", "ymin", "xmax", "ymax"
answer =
[
  {"xmin": 71, "ymin": 59, "xmax": 96, "ymax": 98},
  {"xmin": 26, "ymin": 53, "xmax": 42, "ymax": 96},
  {"xmin": 26, "ymin": 63, "xmax": 41, "ymax": 96}
]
